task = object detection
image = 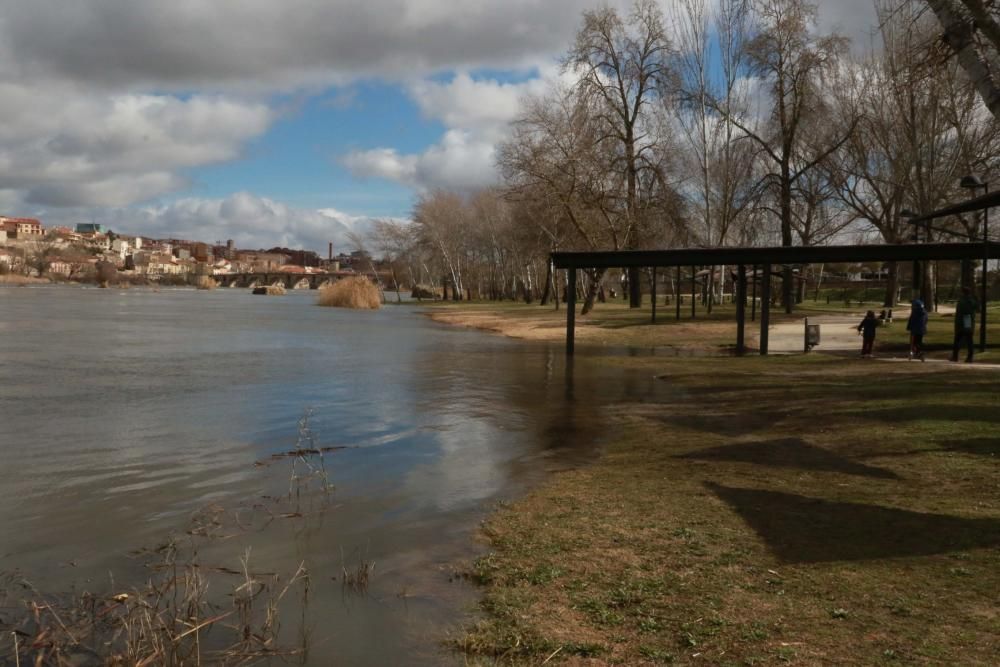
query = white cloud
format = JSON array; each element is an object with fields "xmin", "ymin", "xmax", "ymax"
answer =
[
  {"xmin": 342, "ymin": 67, "xmax": 567, "ymax": 191},
  {"xmin": 0, "ymin": 82, "xmax": 272, "ymax": 208},
  {"xmin": 41, "ymin": 193, "xmax": 393, "ymax": 255},
  {"xmin": 408, "ymin": 72, "xmax": 550, "ymax": 132},
  {"xmin": 344, "ymin": 129, "xmax": 499, "ymax": 192}
]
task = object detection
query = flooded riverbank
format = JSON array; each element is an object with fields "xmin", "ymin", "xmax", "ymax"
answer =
[{"xmin": 0, "ymin": 286, "xmax": 672, "ymax": 664}]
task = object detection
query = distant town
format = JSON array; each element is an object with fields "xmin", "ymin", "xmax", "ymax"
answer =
[{"xmin": 0, "ymin": 216, "xmax": 381, "ymax": 285}]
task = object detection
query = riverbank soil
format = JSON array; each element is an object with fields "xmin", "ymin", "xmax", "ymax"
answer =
[{"xmin": 442, "ymin": 306, "xmax": 1000, "ymax": 665}]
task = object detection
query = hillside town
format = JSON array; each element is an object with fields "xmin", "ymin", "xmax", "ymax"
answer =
[{"xmin": 0, "ymin": 215, "xmax": 375, "ymax": 284}]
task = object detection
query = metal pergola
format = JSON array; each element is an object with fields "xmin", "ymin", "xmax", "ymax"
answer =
[{"xmin": 552, "ymin": 242, "xmax": 1000, "ymax": 356}]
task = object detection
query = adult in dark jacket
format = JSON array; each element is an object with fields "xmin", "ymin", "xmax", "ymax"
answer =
[
  {"xmin": 906, "ymin": 299, "xmax": 928, "ymax": 361},
  {"xmin": 952, "ymin": 286, "xmax": 979, "ymax": 363}
]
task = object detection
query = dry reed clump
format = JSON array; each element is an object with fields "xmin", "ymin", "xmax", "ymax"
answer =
[
  {"xmin": 0, "ymin": 408, "xmax": 345, "ymax": 666},
  {"xmin": 196, "ymin": 276, "xmax": 218, "ymax": 290},
  {"xmin": 317, "ymin": 277, "xmax": 381, "ymax": 310},
  {"xmin": 0, "ymin": 274, "xmax": 49, "ymax": 285}
]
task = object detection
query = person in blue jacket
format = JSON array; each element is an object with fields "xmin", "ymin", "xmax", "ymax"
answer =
[
  {"xmin": 857, "ymin": 310, "xmax": 878, "ymax": 358},
  {"xmin": 906, "ymin": 299, "xmax": 928, "ymax": 361}
]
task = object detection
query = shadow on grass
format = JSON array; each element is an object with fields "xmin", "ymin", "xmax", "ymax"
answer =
[
  {"xmin": 679, "ymin": 438, "xmax": 899, "ymax": 479},
  {"xmin": 860, "ymin": 437, "xmax": 1000, "ymax": 461},
  {"xmin": 938, "ymin": 437, "xmax": 1000, "ymax": 458},
  {"xmin": 840, "ymin": 406, "xmax": 1000, "ymax": 424},
  {"xmin": 706, "ymin": 482, "xmax": 1000, "ymax": 563},
  {"xmin": 655, "ymin": 411, "xmax": 784, "ymax": 436}
]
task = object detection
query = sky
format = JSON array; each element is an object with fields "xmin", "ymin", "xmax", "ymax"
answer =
[{"xmin": 0, "ymin": 0, "xmax": 878, "ymax": 254}]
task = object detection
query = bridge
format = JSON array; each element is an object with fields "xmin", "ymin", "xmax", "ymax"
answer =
[{"xmin": 213, "ymin": 270, "xmax": 381, "ymax": 290}]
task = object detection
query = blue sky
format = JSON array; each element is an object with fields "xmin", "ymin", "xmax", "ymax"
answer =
[
  {"xmin": 0, "ymin": 0, "xmax": 878, "ymax": 253},
  {"xmin": 187, "ymin": 83, "xmax": 436, "ymax": 216}
]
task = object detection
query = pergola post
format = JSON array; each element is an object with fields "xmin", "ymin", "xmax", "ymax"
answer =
[
  {"xmin": 736, "ymin": 264, "xmax": 747, "ymax": 355},
  {"xmin": 751, "ymin": 264, "xmax": 758, "ymax": 322},
  {"xmin": 566, "ymin": 269, "xmax": 576, "ymax": 356},
  {"xmin": 675, "ymin": 266, "xmax": 681, "ymax": 321},
  {"xmin": 691, "ymin": 266, "xmax": 697, "ymax": 318},
  {"xmin": 760, "ymin": 263, "xmax": 771, "ymax": 355},
  {"xmin": 651, "ymin": 268, "xmax": 657, "ymax": 324}
]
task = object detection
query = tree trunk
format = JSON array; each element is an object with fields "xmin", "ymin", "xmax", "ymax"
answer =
[
  {"xmin": 540, "ymin": 259, "xmax": 552, "ymax": 306},
  {"xmin": 884, "ymin": 262, "xmax": 898, "ymax": 307},
  {"xmin": 581, "ymin": 269, "xmax": 606, "ymax": 315},
  {"xmin": 628, "ymin": 267, "xmax": 642, "ymax": 308},
  {"xmin": 927, "ymin": 0, "xmax": 1000, "ymax": 119}
]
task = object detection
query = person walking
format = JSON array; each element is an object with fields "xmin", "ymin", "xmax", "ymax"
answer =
[
  {"xmin": 906, "ymin": 299, "xmax": 928, "ymax": 361},
  {"xmin": 857, "ymin": 310, "xmax": 878, "ymax": 358},
  {"xmin": 951, "ymin": 286, "xmax": 979, "ymax": 363}
]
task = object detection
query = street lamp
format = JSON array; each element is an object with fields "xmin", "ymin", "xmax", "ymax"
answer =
[{"xmin": 959, "ymin": 175, "xmax": 989, "ymax": 353}]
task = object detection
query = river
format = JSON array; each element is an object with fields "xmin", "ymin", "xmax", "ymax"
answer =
[{"xmin": 0, "ymin": 285, "xmax": 667, "ymax": 665}]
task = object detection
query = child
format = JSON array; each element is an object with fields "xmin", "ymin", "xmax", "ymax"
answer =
[
  {"xmin": 857, "ymin": 310, "xmax": 878, "ymax": 358},
  {"xmin": 906, "ymin": 299, "xmax": 928, "ymax": 361}
]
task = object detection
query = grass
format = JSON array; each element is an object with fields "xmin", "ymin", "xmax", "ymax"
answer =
[
  {"xmin": 451, "ymin": 327, "xmax": 1000, "ymax": 664},
  {"xmin": 317, "ymin": 276, "xmax": 382, "ymax": 309},
  {"xmin": 427, "ymin": 297, "xmax": 1000, "ymax": 360}
]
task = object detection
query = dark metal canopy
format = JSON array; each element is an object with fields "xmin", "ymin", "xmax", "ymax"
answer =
[
  {"xmin": 553, "ymin": 242, "xmax": 1000, "ymax": 270},
  {"xmin": 910, "ymin": 190, "xmax": 1000, "ymax": 223}
]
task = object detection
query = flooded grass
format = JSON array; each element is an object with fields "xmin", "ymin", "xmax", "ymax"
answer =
[
  {"xmin": 459, "ymin": 354, "xmax": 1000, "ymax": 665},
  {"xmin": 0, "ymin": 410, "xmax": 343, "ymax": 666}
]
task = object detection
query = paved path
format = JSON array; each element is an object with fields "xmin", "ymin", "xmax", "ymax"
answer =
[{"xmin": 764, "ymin": 315, "xmax": 864, "ymax": 353}]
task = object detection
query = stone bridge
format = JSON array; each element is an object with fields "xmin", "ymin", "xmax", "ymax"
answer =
[{"xmin": 213, "ymin": 271, "xmax": 379, "ymax": 290}]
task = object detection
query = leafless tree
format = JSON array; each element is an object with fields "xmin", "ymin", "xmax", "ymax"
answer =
[
  {"xmin": 712, "ymin": 0, "xmax": 857, "ymax": 312},
  {"xmin": 567, "ymin": 0, "xmax": 673, "ymax": 307},
  {"xmin": 923, "ymin": 0, "xmax": 1000, "ymax": 117}
]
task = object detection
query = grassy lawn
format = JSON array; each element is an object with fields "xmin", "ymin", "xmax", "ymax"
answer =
[
  {"xmin": 450, "ymin": 340, "xmax": 999, "ymax": 664},
  {"xmin": 426, "ymin": 299, "xmax": 1000, "ymax": 360}
]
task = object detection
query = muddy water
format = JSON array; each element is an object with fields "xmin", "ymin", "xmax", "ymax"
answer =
[{"xmin": 0, "ymin": 286, "xmax": 669, "ymax": 665}]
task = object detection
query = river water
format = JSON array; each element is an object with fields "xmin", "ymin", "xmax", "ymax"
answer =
[{"xmin": 0, "ymin": 286, "xmax": 665, "ymax": 664}]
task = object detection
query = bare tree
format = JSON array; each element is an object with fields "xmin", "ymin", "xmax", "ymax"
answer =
[
  {"xmin": 567, "ymin": 0, "xmax": 673, "ymax": 308},
  {"xmin": 673, "ymin": 0, "xmax": 760, "ymax": 308},
  {"xmin": 713, "ymin": 0, "xmax": 856, "ymax": 312},
  {"xmin": 924, "ymin": 0, "xmax": 1000, "ymax": 117}
]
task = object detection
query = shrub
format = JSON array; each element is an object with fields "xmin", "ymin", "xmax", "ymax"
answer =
[
  {"xmin": 410, "ymin": 284, "xmax": 440, "ymax": 300},
  {"xmin": 196, "ymin": 276, "xmax": 218, "ymax": 290},
  {"xmin": 317, "ymin": 277, "xmax": 381, "ymax": 309}
]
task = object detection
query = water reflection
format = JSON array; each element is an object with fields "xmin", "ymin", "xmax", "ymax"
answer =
[{"xmin": 0, "ymin": 287, "xmax": 661, "ymax": 664}]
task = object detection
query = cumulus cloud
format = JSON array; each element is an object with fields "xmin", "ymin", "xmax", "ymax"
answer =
[
  {"xmin": 342, "ymin": 68, "xmax": 564, "ymax": 191},
  {"xmin": 41, "ymin": 193, "xmax": 392, "ymax": 255},
  {"xmin": 0, "ymin": 81, "xmax": 272, "ymax": 208}
]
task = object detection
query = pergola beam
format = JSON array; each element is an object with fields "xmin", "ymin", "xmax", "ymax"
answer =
[{"xmin": 553, "ymin": 242, "xmax": 1000, "ymax": 270}]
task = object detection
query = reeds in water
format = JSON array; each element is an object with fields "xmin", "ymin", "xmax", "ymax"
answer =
[{"xmin": 317, "ymin": 277, "xmax": 381, "ymax": 309}]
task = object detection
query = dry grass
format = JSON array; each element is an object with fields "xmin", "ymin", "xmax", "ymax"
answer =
[
  {"xmin": 317, "ymin": 276, "xmax": 382, "ymax": 310},
  {"xmin": 460, "ymin": 355, "xmax": 1000, "ymax": 665},
  {"xmin": 0, "ymin": 274, "xmax": 49, "ymax": 285},
  {"xmin": 0, "ymin": 409, "xmax": 338, "ymax": 666},
  {"xmin": 196, "ymin": 275, "xmax": 218, "ymax": 290}
]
